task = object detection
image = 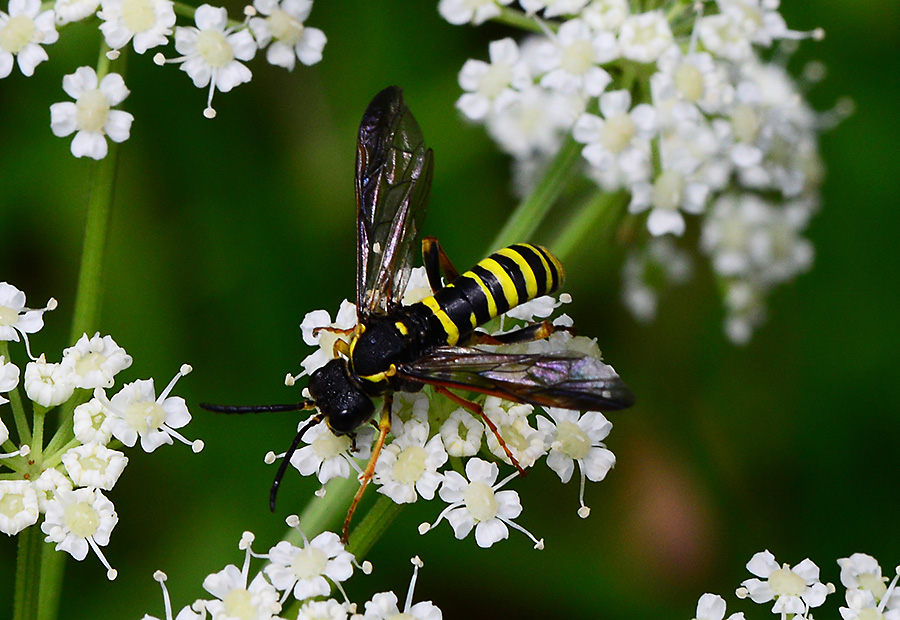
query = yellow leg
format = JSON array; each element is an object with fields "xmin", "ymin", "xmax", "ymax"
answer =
[{"xmin": 343, "ymin": 394, "xmax": 392, "ymax": 542}]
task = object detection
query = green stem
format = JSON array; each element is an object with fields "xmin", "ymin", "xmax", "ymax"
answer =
[
  {"xmin": 14, "ymin": 528, "xmax": 43, "ymax": 620},
  {"xmin": 286, "ymin": 475, "xmax": 360, "ymax": 544},
  {"xmin": 68, "ymin": 144, "xmax": 120, "ymax": 343},
  {"xmin": 489, "ymin": 136, "xmax": 582, "ymax": 250},
  {"xmin": 345, "ymin": 495, "xmax": 403, "ymax": 561},
  {"xmin": 1, "ymin": 341, "xmax": 32, "ymax": 446},
  {"xmin": 492, "ymin": 7, "xmax": 557, "ymax": 34},
  {"xmin": 549, "ymin": 190, "xmax": 629, "ymax": 263}
]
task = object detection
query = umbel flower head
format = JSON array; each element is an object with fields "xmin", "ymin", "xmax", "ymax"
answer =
[{"xmin": 50, "ymin": 66, "xmax": 134, "ymax": 160}]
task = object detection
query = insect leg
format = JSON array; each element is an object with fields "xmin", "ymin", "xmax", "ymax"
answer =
[
  {"xmin": 422, "ymin": 236, "xmax": 460, "ymax": 292},
  {"xmin": 433, "ymin": 386, "xmax": 525, "ymax": 476},
  {"xmin": 343, "ymin": 394, "xmax": 393, "ymax": 542},
  {"xmin": 467, "ymin": 320, "xmax": 574, "ymax": 346}
]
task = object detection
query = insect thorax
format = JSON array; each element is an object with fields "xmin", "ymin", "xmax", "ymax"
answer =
[{"xmin": 307, "ymin": 358, "xmax": 375, "ymax": 435}]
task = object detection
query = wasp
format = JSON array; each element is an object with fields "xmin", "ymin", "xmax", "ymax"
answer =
[{"xmin": 203, "ymin": 86, "xmax": 634, "ymax": 541}]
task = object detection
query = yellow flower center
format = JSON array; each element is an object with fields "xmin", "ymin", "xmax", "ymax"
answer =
[
  {"xmin": 560, "ymin": 39, "xmax": 595, "ymax": 75},
  {"xmin": 0, "ymin": 492, "xmax": 25, "ymax": 518},
  {"xmin": 291, "ymin": 546, "xmax": 327, "ymax": 579},
  {"xmin": 0, "ymin": 306, "xmax": 18, "ymax": 327},
  {"xmin": 0, "ymin": 15, "xmax": 35, "ymax": 54},
  {"xmin": 600, "ymin": 113, "xmax": 636, "ymax": 153},
  {"xmin": 222, "ymin": 588, "xmax": 255, "ymax": 620},
  {"xmin": 121, "ymin": 0, "xmax": 156, "ymax": 33},
  {"xmin": 195, "ymin": 29, "xmax": 233, "ymax": 68},
  {"xmin": 63, "ymin": 501, "xmax": 100, "ymax": 538},
  {"xmin": 392, "ymin": 445, "xmax": 427, "ymax": 485},
  {"xmin": 124, "ymin": 400, "xmax": 166, "ymax": 432},
  {"xmin": 555, "ymin": 420, "xmax": 591, "ymax": 460},
  {"xmin": 674, "ymin": 63, "xmax": 704, "ymax": 102},
  {"xmin": 75, "ymin": 89, "xmax": 110, "ymax": 133},
  {"xmin": 312, "ymin": 431, "xmax": 351, "ymax": 460},
  {"xmin": 463, "ymin": 480, "xmax": 498, "ymax": 522},
  {"xmin": 268, "ymin": 8, "xmax": 303, "ymax": 45},
  {"xmin": 768, "ymin": 567, "xmax": 806, "ymax": 597}
]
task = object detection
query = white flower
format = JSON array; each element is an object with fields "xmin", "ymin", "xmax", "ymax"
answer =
[
  {"xmin": 33, "ymin": 467, "xmax": 72, "ymax": 512},
  {"xmin": 533, "ymin": 19, "xmax": 616, "ymax": 97},
  {"xmin": 296, "ymin": 599, "xmax": 350, "ymax": 620},
  {"xmin": 616, "ymin": 10, "xmax": 673, "ymax": 63},
  {"xmin": 50, "ymin": 67, "xmax": 134, "ymax": 160},
  {"xmin": 737, "ymin": 550, "xmax": 833, "ymax": 615},
  {"xmin": 203, "ymin": 564, "xmax": 282, "ymax": 620},
  {"xmin": 457, "ymin": 37, "xmax": 530, "ymax": 121},
  {"xmin": 519, "ymin": 0, "xmax": 588, "ymax": 17},
  {"xmin": 61, "ymin": 443, "xmax": 128, "ymax": 490},
  {"xmin": 651, "ymin": 47, "xmax": 733, "ymax": 119},
  {"xmin": 41, "ymin": 487, "xmax": 118, "ymax": 578},
  {"xmin": 263, "ymin": 531, "xmax": 353, "ymax": 601},
  {"xmin": 54, "ymin": 0, "xmax": 100, "ymax": 24},
  {"xmin": 298, "ymin": 299, "xmax": 357, "ymax": 376},
  {"xmin": 358, "ymin": 591, "xmax": 441, "ymax": 620},
  {"xmin": 439, "ymin": 408, "xmax": 484, "ymax": 457},
  {"xmin": 374, "ymin": 419, "xmax": 447, "ymax": 504},
  {"xmin": 504, "ymin": 293, "xmax": 567, "ymax": 322},
  {"xmin": 401, "ymin": 266, "xmax": 434, "ymax": 306},
  {"xmin": 289, "ymin": 419, "xmax": 372, "ymax": 485},
  {"xmin": 697, "ymin": 12, "xmax": 752, "ymax": 62},
  {"xmin": 629, "ymin": 169, "xmax": 709, "ymax": 237},
  {"xmin": 839, "ymin": 554, "xmax": 890, "ymax": 599},
  {"xmin": 98, "ymin": 0, "xmax": 175, "ymax": 53},
  {"xmin": 173, "ymin": 4, "xmax": 256, "ymax": 118},
  {"xmin": 573, "ymin": 89, "xmax": 657, "ymax": 187},
  {"xmin": 482, "ymin": 397, "xmax": 546, "ymax": 469},
  {"xmin": 0, "ymin": 480, "xmax": 40, "ymax": 535},
  {"xmin": 99, "ymin": 365, "xmax": 199, "ymax": 452},
  {"xmin": 841, "ymin": 588, "xmax": 900, "ymax": 620},
  {"xmin": 693, "ymin": 593, "xmax": 746, "ymax": 620},
  {"xmin": 0, "ymin": 354, "xmax": 20, "ymax": 405},
  {"xmin": 61, "ymin": 332, "xmax": 132, "ymax": 389},
  {"xmin": 422, "ymin": 458, "xmax": 542, "ymax": 549},
  {"xmin": 0, "ymin": 282, "xmax": 54, "ymax": 358},
  {"xmin": 249, "ymin": 0, "xmax": 326, "ymax": 71},
  {"xmin": 486, "ymin": 85, "xmax": 583, "ymax": 159},
  {"xmin": 581, "ymin": 0, "xmax": 629, "ymax": 32},
  {"xmin": 0, "ymin": 0, "xmax": 58, "ymax": 78},
  {"xmin": 438, "ymin": 0, "xmax": 512, "ymax": 26},
  {"xmin": 24, "ymin": 357, "xmax": 75, "ymax": 408},
  {"xmin": 537, "ymin": 407, "xmax": 614, "ymax": 517},
  {"xmin": 73, "ymin": 397, "xmax": 114, "ymax": 445}
]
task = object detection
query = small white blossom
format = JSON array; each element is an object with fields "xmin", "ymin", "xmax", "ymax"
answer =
[
  {"xmin": 296, "ymin": 599, "xmax": 350, "ymax": 620},
  {"xmin": 839, "ymin": 554, "xmax": 890, "ymax": 599},
  {"xmin": 457, "ymin": 37, "xmax": 531, "ymax": 121},
  {"xmin": 504, "ymin": 293, "xmax": 567, "ymax": 322},
  {"xmin": 482, "ymin": 397, "xmax": 546, "ymax": 469},
  {"xmin": 73, "ymin": 397, "xmax": 114, "ymax": 445},
  {"xmin": 374, "ymin": 419, "xmax": 447, "ymax": 504},
  {"xmin": 616, "ymin": 10, "xmax": 673, "ymax": 63},
  {"xmin": 0, "ymin": 479, "xmax": 40, "ymax": 535},
  {"xmin": 581, "ymin": 0, "xmax": 629, "ymax": 32},
  {"xmin": 61, "ymin": 443, "xmax": 128, "ymax": 490},
  {"xmin": 533, "ymin": 19, "xmax": 616, "ymax": 97},
  {"xmin": 0, "ymin": 354, "xmax": 20, "ymax": 405},
  {"xmin": 0, "ymin": 282, "xmax": 54, "ymax": 358},
  {"xmin": 422, "ymin": 458, "xmax": 542, "ymax": 549},
  {"xmin": 358, "ymin": 558, "xmax": 441, "ymax": 620},
  {"xmin": 264, "ymin": 531, "xmax": 353, "ymax": 602},
  {"xmin": 172, "ymin": 4, "xmax": 256, "ymax": 118},
  {"xmin": 54, "ymin": 0, "xmax": 100, "ymax": 24},
  {"xmin": 203, "ymin": 563, "xmax": 282, "ymax": 620},
  {"xmin": 289, "ymin": 419, "xmax": 372, "ymax": 485},
  {"xmin": 737, "ymin": 550, "xmax": 833, "ymax": 615},
  {"xmin": 50, "ymin": 67, "xmax": 134, "ymax": 160},
  {"xmin": 486, "ymin": 84, "xmax": 583, "ymax": 159},
  {"xmin": 841, "ymin": 588, "xmax": 900, "ymax": 620},
  {"xmin": 298, "ymin": 299, "xmax": 357, "ymax": 376},
  {"xmin": 24, "ymin": 357, "xmax": 75, "ymax": 408},
  {"xmin": 438, "ymin": 0, "xmax": 512, "ymax": 26},
  {"xmin": 537, "ymin": 407, "xmax": 615, "ymax": 517},
  {"xmin": 693, "ymin": 593, "xmax": 746, "ymax": 620},
  {"xmin": 33, "ymin": 467, "xmax": 72, "ymax": 512},
  {"xmin": 401, "ymin": 267, "xmax": 434, "ymax": 306},
  {"xmin": 439, "ymin": 408, "xmax": 484, "ymax": 457},
  {"xmin": 249, "ymin": 0, "xmax": 326, "ymax": 71},
  {"xmin": 41, "ymin": 487, "xmax": 118, "ymax": 578},
  {"xmin": 0, "ymin": 0, "xmax": 58, "ymax": 78},
  {"xmin": 99, "ymin": 365, "xmax": 198, "ymax": 452},
  {"xmin": 629, "ymin": 168, "xmax": 710, "ymax": 237},
  {"xmin": 573, "ymin": 89, "xmax": 657, "ymax": 187},
  {"xmin": 61, "ymin": 332, "xmax": 132, "ymax": 389},
  {"xmin": 98, "ymin": 0, "xmax": 175, "ymax": 53}
]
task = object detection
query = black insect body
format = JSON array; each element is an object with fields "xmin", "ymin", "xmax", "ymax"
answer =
[{"xmin": 202, "ymin": 86, "xmax": 634, "ymax": 541}]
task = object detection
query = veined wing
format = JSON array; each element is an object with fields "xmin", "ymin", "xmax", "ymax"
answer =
[
  {"xmin": 355, "ymin": 86, "xmax": 434, "ymax": 319},
  {"xmin": 399, "ymin": 346, "xmax": 635, "ymax": 412}
]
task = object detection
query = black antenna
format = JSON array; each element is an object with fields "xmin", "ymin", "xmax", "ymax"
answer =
[
  {"xmin": 270, "ymin": 411, "xmax": 325, "ymax": 512},
  {"xmin": 199, "ymin": 402, "xmax": 315, "ymax": 414}
]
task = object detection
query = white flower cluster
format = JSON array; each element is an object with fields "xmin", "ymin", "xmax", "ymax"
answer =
[
  {"xmin": 143, "ymin": 530, "xmax": 442, "ymax": 620},
  {"xmin": 693, "ymin": 550, "xmax": 900, "ymax": 620},
  {"xmin": 281, "ymin": 268, "xmax": 619, "ymax": 549},
  {"xmin": 0, "ymin": 281, "xmax": 200, "ymax": 579},
  {"xmin": 444, "ymin": 0, "xmax": 840, "ymax": 343},
  {"xmin": 0, "ymin": 0, "xmax": 326, "ymax": 157}
]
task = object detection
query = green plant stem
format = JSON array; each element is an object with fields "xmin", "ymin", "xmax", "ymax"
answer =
[
  {"xmin": 489, "ymin": 136, "xmax": 582, "ymax": 250},
  {"xmin": 549, "ymin": 190, "xmax": 629, "ymax": 263},
  {"xmin": 288, "ymin": 476, "xmax": 361, "ymax": 543},
  {"xmin": 13, "ymin": 527, "xmax": 43, "ymax": 620},
  {"xmin": 493, "ymin": 7, "xmax": 557, "ymax": 34}
]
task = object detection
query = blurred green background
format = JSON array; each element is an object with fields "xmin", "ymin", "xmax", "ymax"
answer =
[{"xmin": 1, "ymin": 1, "xmax": 899, "ymax": 618}]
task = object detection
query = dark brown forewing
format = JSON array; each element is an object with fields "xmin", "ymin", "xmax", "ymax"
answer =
[
  {"xmin": 355, "ymin": 86, "xmax": 434, "ymax": 319},
  {"xmin": 399, "ymin": 346, "xmax": 635, "ymax": 412}
]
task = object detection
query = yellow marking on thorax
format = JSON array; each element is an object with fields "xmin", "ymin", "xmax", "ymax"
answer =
[
  {"xmin": 421, "ymin": 296, "xmax": 460, "ymax": 346},
  {"xmin": 479, "ymin": 257, "xmax": 519, "ymax": 308},
  {"xmin": 359, "ymin": 363, "xmax": 398, "ymax": 384},
  {"xmin": 394, "ymin": 321, "xmax": 409, "ymax": 336},
  {"xmin": 497, "ymin": 247, "xmax": 539, "ymax": 299}
]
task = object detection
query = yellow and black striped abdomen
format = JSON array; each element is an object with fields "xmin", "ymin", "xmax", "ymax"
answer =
[{"xmin": 414, "ymin": 244, "xmax": 565, "ymax": 347}]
